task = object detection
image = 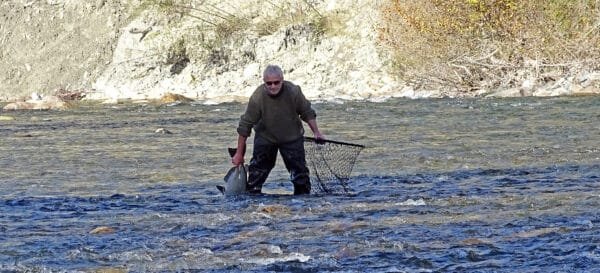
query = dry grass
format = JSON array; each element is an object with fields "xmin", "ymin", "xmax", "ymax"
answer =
[{"xmin": 379, "ymin": 0, "xmax": 600, "ymax": 93}]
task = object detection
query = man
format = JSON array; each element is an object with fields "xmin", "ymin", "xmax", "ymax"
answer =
[{"xmin": 232, "ymin": 64, "xmax": 325, "ymax": 195}]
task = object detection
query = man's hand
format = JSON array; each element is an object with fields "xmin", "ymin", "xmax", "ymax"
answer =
[
  {"xmin": 232, "ymin": 150, "xmax": 244, "ymax": 166},
  {"xmin": 313, "ymin": 132, "xmax": 326, "ymax": 144},
  {"xmin": 232, "ymin": 134, "xmax": 247, "ymax": 166},
  {"xmin": 307, "ymin": 119, "xmax": 325, "ymax": 143}
]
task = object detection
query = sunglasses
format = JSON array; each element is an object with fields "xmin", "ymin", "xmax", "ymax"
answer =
[{"xmin": 265, "ymin": 81, "xmax": 281, "ymax": 86}]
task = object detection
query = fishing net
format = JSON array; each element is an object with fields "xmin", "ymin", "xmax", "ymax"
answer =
[{"xmin": 304, "ymin": 137, "xmax": 365, "ymax": 194}]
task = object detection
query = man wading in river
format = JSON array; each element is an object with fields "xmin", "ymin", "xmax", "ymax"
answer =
[{"xmin": 232, "ymin": 64, "xmax": 325, "ymax": 195}]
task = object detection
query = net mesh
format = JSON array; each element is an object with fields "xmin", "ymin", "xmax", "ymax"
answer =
[{"xmin": 304, "ymin": 137, "xmax": 365, "ymax": 194}]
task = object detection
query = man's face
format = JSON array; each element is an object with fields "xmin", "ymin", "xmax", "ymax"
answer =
[{"xmin": 264, "ymin": 74, "xmax": 283, "ymax": 96}]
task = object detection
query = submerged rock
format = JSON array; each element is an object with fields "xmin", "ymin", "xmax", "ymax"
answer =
[
  {"xmin": 258, "ymin": 204, "xmax": 291, "ymax": 214},
  {"xmin": 89, "ymin": 226, "xmax": 117, "ymax": 235},
  {"xmin": 155, "ymin": 128, "xmax": 172, "ymax": 134}
]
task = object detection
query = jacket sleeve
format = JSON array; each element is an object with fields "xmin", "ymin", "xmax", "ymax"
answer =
[
  {"xmin": 237, "ymin": 94, "xmax": 260, "ymax": 137},
  {"xmin": 295, "ymin": 86, "xmax": 316, "ymax": 122}
]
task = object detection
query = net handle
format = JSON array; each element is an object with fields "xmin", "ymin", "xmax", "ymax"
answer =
[{"xmin": 304, "ymin": 136, "xmax": 365, "ymax": 148}]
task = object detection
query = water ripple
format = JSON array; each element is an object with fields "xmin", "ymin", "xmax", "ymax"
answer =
[{"xmin": 1, "ymin": 97, "xmax": 599, "ymax": 272}]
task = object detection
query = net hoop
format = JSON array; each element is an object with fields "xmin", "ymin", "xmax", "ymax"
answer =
[{"xmin": 303, "ymin": 137, "xmax": 364, "ymax": 194}]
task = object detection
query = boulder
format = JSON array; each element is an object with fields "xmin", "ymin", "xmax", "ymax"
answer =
[
  {"xmin": 158, "ymin": 92, "xmax": 194, "ymax": 104},
  {"xmin": 572, "ymin": 85, "xmax": 600, "ymax": 96},
  {"xmin": 2, "ymin": 95, "xmax": 71, "ymax": 110},
  {"xmin": 3, "ymin": 102, "xmax": 37, "ymax": 111}
]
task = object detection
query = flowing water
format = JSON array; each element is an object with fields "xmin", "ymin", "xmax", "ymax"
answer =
[{"xmin": 0, "ymin": 96, "xmax": 599, "ymax": 272}]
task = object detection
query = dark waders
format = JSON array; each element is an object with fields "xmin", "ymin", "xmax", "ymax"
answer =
[{"xmin": 246, "ymin": 136, "xmax": 311, "ymax": 195}]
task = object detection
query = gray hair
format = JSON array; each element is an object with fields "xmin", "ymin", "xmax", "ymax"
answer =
[{"xmin": 263, "ymin": 64, "xmax": 284, "ymax": 80}]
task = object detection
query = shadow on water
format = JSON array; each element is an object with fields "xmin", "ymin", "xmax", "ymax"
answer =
[{"xmin": 1, "ymin": 164, "xmax": 598, "ymax": 272}]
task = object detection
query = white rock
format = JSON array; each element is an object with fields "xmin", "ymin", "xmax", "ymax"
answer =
[
  {"xmin": 521, "ymin": 78, "xmax": 535, "ymax": 92},
  {"xmin": 243, "ymin": 63, "xmax": 260, "ymax": 79},
  {"xmin": 86, "ymin": 0, "xmax": 402, "ymax": 103},
  {"xmin": 30, "ymin": 92, "xmax": 42, "ymax": 101}
]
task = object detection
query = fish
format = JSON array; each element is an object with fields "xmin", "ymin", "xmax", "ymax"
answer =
[
  {"xmin": 217, "ymin": 148, "xmax": 248, "ymax": 195},
  {"xmin": 217, "ymin": 164, "xmax": 248, "ymax": 195}
]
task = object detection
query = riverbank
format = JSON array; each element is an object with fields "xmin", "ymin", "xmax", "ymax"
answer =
[{"xmin": 1, "ymin": 0, "xmax": 599, "ymax": 104}]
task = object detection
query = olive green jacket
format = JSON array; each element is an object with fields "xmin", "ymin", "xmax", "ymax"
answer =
[{"xmin": 237, "ymin": 81, "xmax": 316, "ymax": 143}]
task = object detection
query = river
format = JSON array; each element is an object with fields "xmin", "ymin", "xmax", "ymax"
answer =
[{"xmin": 1, "ymin": 96, "xmax": 599, "ymax": 272}]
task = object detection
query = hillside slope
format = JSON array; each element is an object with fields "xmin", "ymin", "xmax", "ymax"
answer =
[
  {"xmin": 88, "ymin": 0, "xmax": 405, "ymax": 103},
  {"xmin": 1, "ymin": 0, "xmax": 598, "ymax": 103},
  {"xmin": 0, "ymin": 0, "xmax": 138, "ymax": 101}
]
